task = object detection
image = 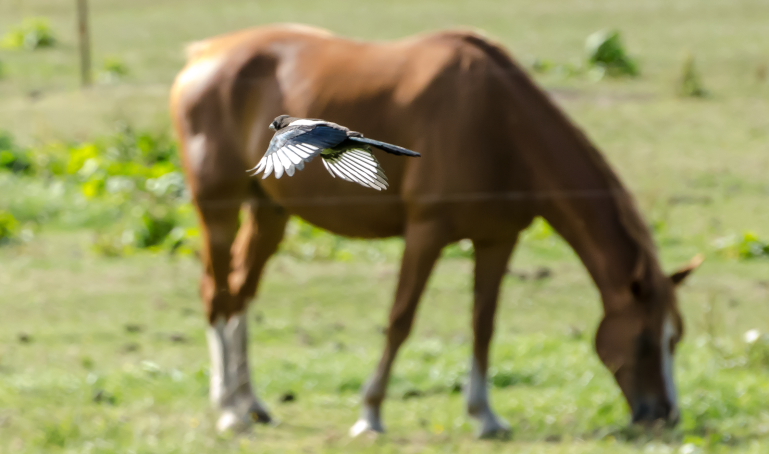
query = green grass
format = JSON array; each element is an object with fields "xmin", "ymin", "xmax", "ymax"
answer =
[
  {"xmin": 1, "ymin": 0, "xmax": 769, "ymax": 452},
  {"xmin": 1, "ymin": 232, "xmax": 769, "ymax": 453}
]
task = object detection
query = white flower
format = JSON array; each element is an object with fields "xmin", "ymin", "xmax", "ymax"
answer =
[
  {"xmin": 679, "ymin": 443, "xmax": 701, "ymax": 454},
  {"xmin": 744, "ymin": 329, "xmax": 761, "ymax": 344}
]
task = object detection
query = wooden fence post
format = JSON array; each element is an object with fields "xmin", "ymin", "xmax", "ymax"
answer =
[{"xmin": 76, "ymin": 0, "xmax": 91, "ymax": 87}]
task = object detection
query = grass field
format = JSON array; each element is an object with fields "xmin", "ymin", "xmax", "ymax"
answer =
[{"xmin": 1, "ymin": 0, "xmax": 769, "ymax": 453}]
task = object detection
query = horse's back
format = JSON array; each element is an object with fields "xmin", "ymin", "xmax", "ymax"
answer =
[{"xmin": 171, "ymin": 25, "xmax": 535, "ymax": 239}]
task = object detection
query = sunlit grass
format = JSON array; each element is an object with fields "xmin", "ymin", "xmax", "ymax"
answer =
[
  {"xmin": 1, "ymin": 0, "xmax": 769, "ymax": 452},
  {"xmin": 1, "ymin": 231, "xmax": 768, "ymax": 453}
]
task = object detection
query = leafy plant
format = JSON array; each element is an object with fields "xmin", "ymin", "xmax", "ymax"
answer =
[
  {"xmin": 91, "ymin": 204, "xmax": 197, "ymax": 257},
  {"xmin": 524, "ymin": 217, "xmax": 556, "ymax": 240},
  {"xmin": 0, "ymin": 126, "xmax": 199, "ymax": 255},
  {"xmin": 98, "ymin": 56, "xmax": 130, "ymax": 83},
  {"xmin": 134, "ymin": 206, "xmax": 179, "ymax": 249},
  {"xmin": 530, "ymin": 58, "xmax": 584, "ymax": 78},
  {"xmin": 714, "ymin": 231, "xmax": 769, "ymax": 259},
  {"xmin": 1, "ymin": 18, "xmax": 57, "ymax": 50},
  {"xmin": 281, "ymin": 218, "xmax": 347, "ymax": 260},
  {"xmin": 585, "ymin": 29, "xmax": 639, "ymax": 78},
  {"xmin": 443, "ymin": 239, "xmax": 474, "ymax": 259},
  {"xmin": 0, "ymin": 210, "xmax": 20, "ymax": 245},
  {"xmin": 531, "ymin": 58, "xmax": 556, "ymax": 74},
  {"xmin": 0, "ymin": 131, "xmax": 32, "ymax": 174},
  {"xmin": 745, "ymin": 330, "xmax": 769, "ymax": 369},
  {"xmin": 530, "ymin": 31, "xmax": 639, "ymax": 82},
  {"xmin": 679, "ymin": 53, "xmax": 709, "ymax": 98},
  {"xmin": 107, "ymin": 123, "xmax": 179, "ymax": 165}
]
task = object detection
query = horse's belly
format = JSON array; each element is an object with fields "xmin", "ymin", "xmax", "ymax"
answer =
[
  {"xmin": 283, "ymin": 201, "xmax": 406, "ymax": 238},
  {"xmin": 258, "ymin": 152, "xmax": 408, "ymax": 238}
]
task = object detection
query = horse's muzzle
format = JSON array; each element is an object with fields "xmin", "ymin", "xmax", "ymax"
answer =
[{"xmin": 631, "ymin": 397, "xmax": 679, "ymax": 426}]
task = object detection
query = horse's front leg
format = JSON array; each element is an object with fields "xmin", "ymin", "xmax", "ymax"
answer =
[
  {"xmin": 350, "ymin": 220, "xmax": 448, "ymax": 437},
  {"xmin": 466, "ymin": 238, "xmax": 517, "ymax": 438}
]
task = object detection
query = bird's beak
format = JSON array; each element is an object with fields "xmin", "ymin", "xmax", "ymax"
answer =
[{"xmin": 269, "ymin": 124, "xmax": 276, "ymax": 130}]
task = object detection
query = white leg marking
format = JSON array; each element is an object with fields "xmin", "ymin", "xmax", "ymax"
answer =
[
  {"xmin": 227, "ymin": 313, "xmax": 271, "ymax": 420},
  {"xmin": 349, "ymin": 405, "xmax": 383, "ymax": 437},
  {"xmin": 661, "ymin": 315, "xmax": 679, "ymax": 420},
  {"xmin": 207, "ymin": 313, "xmax": 270, "ymax": 433},
  {"xmin": 349, "ymin": 375, "xmax": 386, "ymax": 437},
  {"xmin": 467, "ymin": 357, "xmax": 511, "ymax": 438},
  {"xmin": 206, "ymin": 316, "xmax": 227, "ymax": 407}
]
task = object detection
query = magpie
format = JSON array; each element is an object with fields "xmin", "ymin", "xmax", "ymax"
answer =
[{"xmin": 248, "ymin": 115, "xmax": 420, "ymax": 190}]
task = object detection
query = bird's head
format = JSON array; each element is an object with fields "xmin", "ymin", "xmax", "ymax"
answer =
[{"xmin": 269, "ymin": 115, "xmax": 292, "ymax": 131}]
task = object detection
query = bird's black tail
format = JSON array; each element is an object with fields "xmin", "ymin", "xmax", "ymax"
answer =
[{"xmin": 348, "ymin": 137, "xmax": 421, "ymax": 157}]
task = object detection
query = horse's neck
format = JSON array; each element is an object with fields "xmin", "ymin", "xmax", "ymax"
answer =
[
  {"xmin": 540, "ymin": 142, "xmax": 656, "ymax": 306},
  {"xmin": 509, "ymin": 83, "xmax": 656, "ymax": 304},
  {"xmin": 451, "ymin": 38, "xmax": 659, "ymax": 306},
  {"xmin": 540, "ymin": 175, "xmax": 650, "ymax": 304}
]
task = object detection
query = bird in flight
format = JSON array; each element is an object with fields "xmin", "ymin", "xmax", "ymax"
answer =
[{"xmin": 248, "ymin": 115, "xmax": 420, "ymax": 190}]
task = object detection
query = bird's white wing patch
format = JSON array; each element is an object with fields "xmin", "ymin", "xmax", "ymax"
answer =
[
  {"xmin": 321, "ymin": 158, "xmax": 335, "ymax": 177},
  {"xmin": 322, "ymin": 149, "xmax": 389, "ymax": 190},
  {"xmin": 261, "ymin": 153, "xmax": 274, "ymax": 177},
  {"xmin": 272, "ymin": 154, "xmax": 284, "ymax": 179},
  {"xmin": 248, "ymin": 124, "xmax": 341, "ymax": 179},
  {"xmin": 284, "ymin": 146, "xmax": 306, "ymax": 164},
  {"xmin": 276, "ymin": 149, "xmax": 295, "ymax": 177},
  {"xmin": 288, "ymin": 119, "xmax": 327, "ymax": 127},
  {"xmin": 248, "ymin": 141, "xmax": 323, "ymax": 179}
]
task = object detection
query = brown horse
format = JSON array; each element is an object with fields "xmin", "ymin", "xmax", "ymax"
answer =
[{"xmin": 170, "ymin": 24, "xmax": 701, "ymax": 437}]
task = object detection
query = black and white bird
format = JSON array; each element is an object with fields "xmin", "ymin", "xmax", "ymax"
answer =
[{"xmin": 248, "ymin": 115, "xmax": 420, "ymax": 190}]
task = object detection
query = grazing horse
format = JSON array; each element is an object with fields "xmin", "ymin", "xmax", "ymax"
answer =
[{"xmin": 170, "ymin": 24, "xmax": 701, "ymax": 437}]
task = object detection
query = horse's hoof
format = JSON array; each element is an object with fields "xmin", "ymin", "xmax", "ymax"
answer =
[
  {"xmin": 477, "ymin": 421, "xmax": 512, "ymax": 440},
  {"xmin": 349, "ymin": 418, "xmax": 385, "ymax": 438},
  {"xmin": 250, "ymin": 407, "xmax": 273, "ymax": 425},
  {"xmin": 216, "ymin": 410, "xmax": 253, "ymax": 434}
]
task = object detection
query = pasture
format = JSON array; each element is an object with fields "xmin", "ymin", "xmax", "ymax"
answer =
[{"xmin": 1, "ymin": 0, "xmax": 769, "ymax": 453}]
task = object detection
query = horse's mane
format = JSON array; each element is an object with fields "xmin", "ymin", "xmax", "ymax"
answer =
[{"xmin": 441, "ymin": 30, "xmax": 659, "ymax": 280}]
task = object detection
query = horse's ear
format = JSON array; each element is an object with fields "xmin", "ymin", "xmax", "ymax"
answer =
[{"xmin": 670, "ymin": 254, "xmax": 704, "ymax": 286}]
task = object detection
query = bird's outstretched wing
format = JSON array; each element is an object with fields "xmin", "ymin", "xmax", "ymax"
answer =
[
  {"xmin": 322, "ymin": 148, "xmax": 389, "ymax": 191},
  {"xmin": 248, "ymin": 125, "xmax": 347, "ymax": 178}
]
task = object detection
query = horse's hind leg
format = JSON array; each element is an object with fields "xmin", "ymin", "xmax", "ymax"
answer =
[
  {"xmin": 196, "ymin": 193, "xmax": 249, "ymax": 433},
  {"xmin": 350, "ymin": 220, "xmax": 448, "ymax": 436},
  {"xmin": 197, "ymin": 191, "xmax": 288, "ymax": 434},
  {"xmin": 466, "ymin": 238, "xmax": 517, "ymax": 438},
  {"xmin": 182, "ymin": 125, "xmax": 271, "ymax": 432},
  {"xmin": 226, "ymin": 196, "xmax": 289, "ymax": 424}
]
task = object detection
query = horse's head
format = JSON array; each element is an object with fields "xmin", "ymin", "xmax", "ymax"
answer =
[{"xmin": 595, "ymin": 254, "xmax": 703, "ymax": 426}]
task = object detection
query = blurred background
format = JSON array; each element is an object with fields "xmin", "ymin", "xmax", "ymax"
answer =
[{"xmin": 0, "ymin": 1, "xmax": 768, "ymax": 453}]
